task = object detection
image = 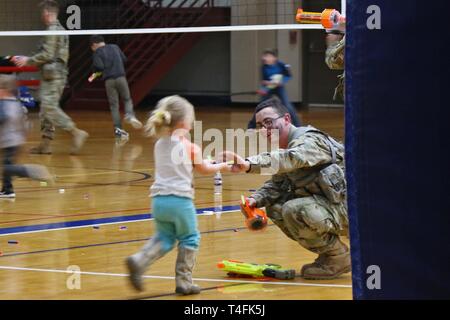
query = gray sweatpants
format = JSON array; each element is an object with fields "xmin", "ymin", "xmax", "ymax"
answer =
[{"xmin": 105, "ymin": 76, "xmax": 135, "ymax": 129}]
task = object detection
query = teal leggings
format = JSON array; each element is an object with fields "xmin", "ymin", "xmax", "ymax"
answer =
[{"xmin": 152, "ymin": 195, "xmax": 201, "ymax": 253}]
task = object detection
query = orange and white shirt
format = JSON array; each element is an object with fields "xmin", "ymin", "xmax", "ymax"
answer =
[{"xmin": 150, "ymin": 135, "xmax": 199, "ymax": 199}]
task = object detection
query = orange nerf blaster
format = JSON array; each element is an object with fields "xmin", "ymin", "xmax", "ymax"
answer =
[
  {"xmin": 240, "ymin": 195, "xmax": 268, "ymax": 231},
  {"xmin": 296, "ymin": 8, "xmax": 346, "ymax": 34}
]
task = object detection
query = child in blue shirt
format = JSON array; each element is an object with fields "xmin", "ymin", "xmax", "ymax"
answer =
[{"xmin": 248, "ymin": 49, "xmax": 301, "ymax": 129}]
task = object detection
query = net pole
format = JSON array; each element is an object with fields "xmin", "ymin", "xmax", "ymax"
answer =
[{"xmin": 341, "ymin": 0, "xmax": 346, "ymax": 16}]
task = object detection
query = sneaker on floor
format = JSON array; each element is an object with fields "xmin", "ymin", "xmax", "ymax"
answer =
[
  {"xmin": 0, "ymin": 191, "xmax": 16, "ymax": 199},
  {"xmin": 115, "ymin": 127, "xmax": 129, "ymax": 139},
  {"xmin": 124, "ymin": 115, "xmax": 143, "ymax": 129},
  {"xmin": 115, "ymin": 128, "xmax": 129, "ymax": 146}
]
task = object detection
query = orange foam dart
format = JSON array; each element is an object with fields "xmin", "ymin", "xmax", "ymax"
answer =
[{"xmin": 240, "ymin": 195, "xmax": 268, "ymax": 231}]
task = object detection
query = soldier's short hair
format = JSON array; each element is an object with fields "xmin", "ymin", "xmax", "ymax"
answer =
[
  {"xmin": 255, "ymin": 97, "xmax": 289, "ymax": 117},
  {"xmin": 0, "ymin": 74, "xmax": 17, "ymax": 93},
  {"xmin": 90, "ymin": 35, "xmax": 105, "ymax": 46},
  {"xmin": 39, "ymin": 0, "xmax": 60, "ymax": 14}
]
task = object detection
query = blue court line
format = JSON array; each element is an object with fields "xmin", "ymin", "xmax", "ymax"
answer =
[{"xmin": 0, "ymin": 205, "xmax": 241, "ymax": 236}]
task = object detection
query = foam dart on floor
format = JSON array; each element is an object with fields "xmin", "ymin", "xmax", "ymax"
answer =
[{"xmin": 296, "ymin": 8, "xmax": 345, "ymax": 31}]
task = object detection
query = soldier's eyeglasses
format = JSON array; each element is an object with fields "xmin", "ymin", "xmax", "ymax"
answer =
[{"xmin": 255, "ymin": 115, "xmax": 284, "ymax": 130}]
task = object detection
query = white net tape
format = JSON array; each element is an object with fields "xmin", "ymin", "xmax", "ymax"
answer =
[{"xmin": 0, "ymin": 23, "xmax": 324, "ymax": 37}]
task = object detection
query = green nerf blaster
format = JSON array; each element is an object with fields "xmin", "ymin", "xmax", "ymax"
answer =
[{"xmin": 217, "ymin": 259, "xmax": 296, "ymax": 280}]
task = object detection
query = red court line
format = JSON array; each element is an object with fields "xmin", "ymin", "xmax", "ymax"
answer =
[{"xmin": 0, "ymin": 212, "xmax": 62, "ymax": 218}]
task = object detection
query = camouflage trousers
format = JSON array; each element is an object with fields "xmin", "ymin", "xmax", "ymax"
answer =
[
  {"xmin": 333, "ymin": 73, "xmax": 345, "ymax": 101},
  {"xmin": 39, "ymin": 77, "xmax": 75, "ymax": 140},
  {"xmin": 266, "ymin": 194, "xmax": 348, "ymax": 254}
]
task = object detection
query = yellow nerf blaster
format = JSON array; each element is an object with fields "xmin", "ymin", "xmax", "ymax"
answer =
[
  {"xmin": 296, "ymin": 8, "xmax": 345, "ymax": 33},
  {"xmin": 217, "ymin": 259, "xmax": 296, "ymax": 280}
]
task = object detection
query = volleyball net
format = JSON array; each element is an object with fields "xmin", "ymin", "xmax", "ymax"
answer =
[
  {"xmin": 0, "ymin": 0, "xmax": 346, "ymax": 107},
  {"xmin": 0, "ymin": 0, "xmax": 347, "ymax": 35}
]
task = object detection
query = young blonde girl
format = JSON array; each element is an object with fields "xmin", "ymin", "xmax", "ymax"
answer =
[{"xmin": 126, "ymin": 95, "xmax": 230, "ymax": 295}]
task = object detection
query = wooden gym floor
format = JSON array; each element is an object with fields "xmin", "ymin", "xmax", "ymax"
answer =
[{"xmin": 0, "ymin": 106, "xmax": 351, "ymax": 300}]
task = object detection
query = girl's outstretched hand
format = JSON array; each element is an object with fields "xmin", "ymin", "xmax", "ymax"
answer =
[{"xmin": 218, "ymin": 151, "xmax": 250, "ymax": 173}]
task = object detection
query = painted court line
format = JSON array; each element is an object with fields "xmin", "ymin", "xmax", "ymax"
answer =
[
  {"xmin": 0, "ymin": 206, "xmax": 241, "ymax": 237},
  {"xmin": 0, "ymin": 265, "xmax": 352, "ymax": 289},
  {"xmin": 56, "ymin": 171, "xmax": 130, "ymax": 178},
  {"xmin": 0, "ymin": 225, "xmax": 257, "ymax": 259}
]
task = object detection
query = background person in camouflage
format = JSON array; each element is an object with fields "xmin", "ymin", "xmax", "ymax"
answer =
[
  {"xmin": 221, "ymin": 97, "xmax": 350, "ymax": 280},
  {"xmin": 325, "ymin": 30, "xmax": 345, "ymax": 101},
  {"xmin": 13, "ymin": 0, "xmax": 88, "ymax": 155}
]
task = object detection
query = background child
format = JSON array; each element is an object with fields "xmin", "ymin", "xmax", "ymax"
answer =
[
  {"xmin": 248, "ymin": 48, "xmax": 301, "ymax": 129},
  {"xmin": 126, "ymin": 95, "xmax": 230, "ymax": 295},
  {"xmin": 90, "ymin": 35, "xmax": 142, "ymax": 143},
  {"xmin": 0, "ymin": 74, "xmax": 53, "ymax": 198}
]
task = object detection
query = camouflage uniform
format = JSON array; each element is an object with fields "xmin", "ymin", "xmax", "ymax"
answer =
[
  {"xmin": 247, "ymin": 125, "xmax": 350, "ymax": 279},
  {"xmin": 325, "ymin": 36, "xmax": 345, "ymax": 101},
  {"xmin": 28, "ymin": 20, "xmax": 75, "ymax": 140}
]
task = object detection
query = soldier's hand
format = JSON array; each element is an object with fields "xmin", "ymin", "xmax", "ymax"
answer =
[
  {"xmin": 13, "ymin": 56, "xmax": 30, "ymax": 67},
  {"xmin": 230, "ymin": 163, "xmax": 248, "ymax": 173},
  {"xmin": 246, "ymin": 197, "xmax": 257, "ymax": 208},
  {"xmin": 219, "ymin": 151, "xmax": 250, "ymax": 173}
]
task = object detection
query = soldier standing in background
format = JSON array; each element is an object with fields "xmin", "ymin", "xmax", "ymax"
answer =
[
  {"xmin": 14, "ymin": 0, "xmax": 88, "ymax": 155},
  {"xmin": 325, "ymin": 29, "xmax": 345, "ymax": 101},
  {"xmin": 221, "ymin": 97, "xmax": 350, "ymax": 280}
]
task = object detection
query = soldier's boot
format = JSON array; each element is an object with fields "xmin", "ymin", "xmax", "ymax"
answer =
[
  {"xmin": 175, "ymin": 247, "xmax": 201, "ymax": 295},
  {"xmin": 301, "ymin": 237, "xmax": 351, "ymax": 280},
  {"xmin": 125, "ymin": 238, "xmax": 165, "ymax": 292},
  {"xmin": 30, "ymin": 138, "xmax": 52, "ymax": 155},
  {"xmin": 70, "ymin": 128, "xmax": 89, "ymax": 155},
  {"xmin": 25, "ymin": 165, "xmax": 55, "ymax": 184}
]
